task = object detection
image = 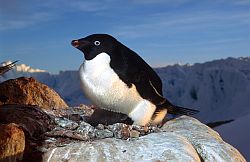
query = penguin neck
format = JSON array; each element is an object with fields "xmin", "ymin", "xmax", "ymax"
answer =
[{"xmin": 82, "ymin": 52, "xmax": 111, "ymax": 77}]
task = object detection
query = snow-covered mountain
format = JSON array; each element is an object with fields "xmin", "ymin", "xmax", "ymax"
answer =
[
  {"xmin": 1, "ymin": 57, "xmax": 250, "ymax": 123},
  {"xmin": 156, "ymin": 57, "xmax": 250, "ymax": 123},
  {"xmin": 1, "ymin": 57, "xmax": 250, "ymax": 160}
]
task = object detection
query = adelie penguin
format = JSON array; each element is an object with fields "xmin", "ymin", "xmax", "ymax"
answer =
[{"xmin": 71, "ymin": 34, "xmax": 199, "ymax": 126}]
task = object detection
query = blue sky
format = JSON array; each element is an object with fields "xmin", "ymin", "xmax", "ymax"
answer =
[{"xmin": 0, "ymin": 0, "xmax": 250, "ymax": 73}]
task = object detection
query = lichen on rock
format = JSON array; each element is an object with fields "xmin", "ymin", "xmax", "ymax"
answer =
[{"xmin": 0, "ymin": 123, "xmax": 25, "ymax": 162}]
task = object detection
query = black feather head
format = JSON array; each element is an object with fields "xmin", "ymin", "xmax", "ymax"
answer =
[{"xmin": 71, "ymin": 34, "xmax": 119, "ymax": 60}]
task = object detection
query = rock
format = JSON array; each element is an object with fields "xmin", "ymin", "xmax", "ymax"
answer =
[
  {"xmin": 44, "ymin": 105, "xmax": 94, "ymax": 123},
  {"xmin": 162, "ymin": 116, "xmax": 246, "ymax": 162},
  {"xmin": 42, "ymin": 116, "xmax": 246, "ymax": 162},
  {"xmin": 0, "ymin": 104, "xmax": 55, "ymax": 138},
  {"xmin": 0, "ymin": 104, "xmax": 57, "ymax": 162},
  {"xmin": 76, "ymin": 121, "xmax": 96, "ymax": 139},
  {"xmin": 107, "ymin": 123, "xmax": 131, "ymax": 139},
  {"xmin": 0, "ymin": 123, "xmax": 25, "ymax": 162},
  {"xmin": 129, "ymin": 130, "xmax": 140, "ymax": 138},
  {"xmin": 44, "ymin": 119, "xmax": 159, "ymax": 142},
  {"xmin": 94, "ymin": 129, "xmax": 113, "ymax": 139},
  {"xmin": 0, "ymin": 103, "xmax": 245, "ymax": 161},
  {"xmin": 45, "ymin": 128, "xmax": 90, "ymax": 141},
  {"xmin": 0, "ymin": 77, "xmax": 68, "ymax": 109},
  {"xmin": 54, "ymin": 117, "xmax": 78, "ymax": 129},
  {"xmin": 43, "ymin": 132, "xmax": 200, "ymax": 162}
]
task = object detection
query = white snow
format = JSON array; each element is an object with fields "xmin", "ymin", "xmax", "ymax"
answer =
[
  {"xmin": 155, "ymin": 57, "xmax": 250, "ymax": 123},
  {"xmin": 215, "ymin": 113, "xmax": 250, "ymax": 161}
]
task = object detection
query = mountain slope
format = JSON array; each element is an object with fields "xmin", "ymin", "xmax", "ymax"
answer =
[
  {"xmin": 215, "ymin": 113, "xmax": 250, "ymax": 160},
  {"xmin": 156, "ymin": 57, "xmax": 250, "ymax": 122}
]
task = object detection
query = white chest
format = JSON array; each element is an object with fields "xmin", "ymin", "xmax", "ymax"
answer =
[{"xmin": 79, "ymin": 53, "xmax": 141, "ymax": 113}]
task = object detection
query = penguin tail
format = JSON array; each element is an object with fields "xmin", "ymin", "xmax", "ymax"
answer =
[
  {"xmin": 151, "ymin": 101, "xmax": 199, "ymax": 125},
  {"xmin": 167, "ymin": 105, "xmax": 199, "ymax": 116},
  {"xmin": 157, "ymin": 100, "xmax": 199, "ymax": 116}
]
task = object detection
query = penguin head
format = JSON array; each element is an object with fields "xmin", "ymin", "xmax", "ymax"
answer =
[{"xmin": 71, "ymin": 34, "xmax": 118, "ymax": 60}]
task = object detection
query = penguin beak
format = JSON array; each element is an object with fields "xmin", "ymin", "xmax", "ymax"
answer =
[
  {"xmin": 71, "ymin": 40, "xmax": 80, "ymax": 48},
  {"xmin": 71, "ymin": 40, "xmax": 91, "ymax": 48}
]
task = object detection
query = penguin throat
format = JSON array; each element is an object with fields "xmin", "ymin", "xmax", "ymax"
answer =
[{"xmin": 83, "ymin": 52, "xmax": 111, "ymax": 75}]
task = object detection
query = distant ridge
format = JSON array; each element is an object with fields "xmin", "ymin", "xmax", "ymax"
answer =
[
  {"xmin": 1, "ymin": 56, "xmax": 250, "ymax": 122},
  {"xmin": 1, "ymin": 57, "xmax": 250, "ymax": 73}
]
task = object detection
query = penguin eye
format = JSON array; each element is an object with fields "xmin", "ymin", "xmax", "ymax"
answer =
[{"xmin": 94, "ymin": 40, "xmax": 101, "ymax": 46}]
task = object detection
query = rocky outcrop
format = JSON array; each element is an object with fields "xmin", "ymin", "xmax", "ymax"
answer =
[
  {"xmin": 0, "ymin": 104, "xmax": 57, "ymax": 162},
  {"xmin": 0, "ymin": 123, "xmax": 25, "ymax": 162},
  {"xmin": 43, "ymin": 132, "xmax": 200, "ymax": 162},
  {"xmin": 162, "ymin": 116, "xmax": 246, "ymax": 162},
  {"xmin": 0, "ymin": 77, "xmax": 68, "ymax": 109},
  {"xmin": 0, "ymin": 104, "xmax": 55, "ymax": 138},
  {"xmin": 43, "ymin": 116, "xmax": 246, "ymax": 162},
  {"xmin": 0, "ymin": 104, "xmax": 246, "ymax": 162}
]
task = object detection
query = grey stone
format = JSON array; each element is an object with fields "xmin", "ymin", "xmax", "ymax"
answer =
[
  {"xmin": 43, "ymin": 116, "xmax": 246, "ymax": 162},
  {"xmin": 43, "ymin": 132, "xmax": 200, "ymax": 162},
  {"xmin": 162, "ymin": 116, "xmax": 246, "ymax": 162}
]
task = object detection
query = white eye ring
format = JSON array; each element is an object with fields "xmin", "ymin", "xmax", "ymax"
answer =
[{"xmin": 94, "ymin": 40, "xmax": 101, "ymax": 46}]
